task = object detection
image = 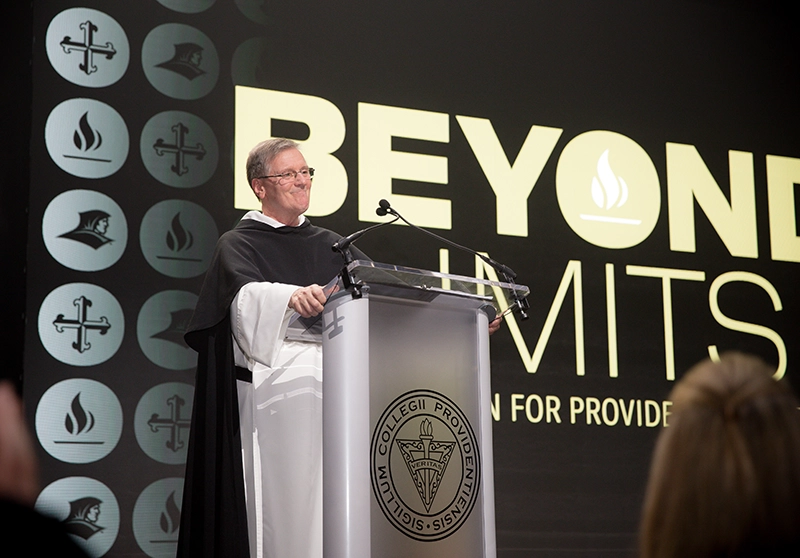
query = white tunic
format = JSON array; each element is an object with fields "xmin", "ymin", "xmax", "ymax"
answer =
[{"xmin": 230, "ymin": 212, "xmax": 324, "ymax": 558}]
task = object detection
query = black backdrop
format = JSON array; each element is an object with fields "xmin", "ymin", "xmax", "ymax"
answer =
[{"xmin": 9, "ymin": 1, "xmax": 800, "ymax": 556}]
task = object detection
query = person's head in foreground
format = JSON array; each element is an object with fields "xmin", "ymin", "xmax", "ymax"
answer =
[{"xmin": 639, "ymin": 352, "xmax": 800, "ymax": 558}]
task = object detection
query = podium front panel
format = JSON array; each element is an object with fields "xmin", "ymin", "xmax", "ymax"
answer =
[
  {"xmin": 368, "ymin": 294, "xmax": 489, "ymax": 557},
  {"xmin": 323, "ymin": 288, "xmax": 496, "ymax": 558}
]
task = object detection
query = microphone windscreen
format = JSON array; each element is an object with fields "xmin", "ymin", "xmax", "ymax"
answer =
[{"xmin": 376, "ymin": 199, "xmax": 391, "ymax": 216}]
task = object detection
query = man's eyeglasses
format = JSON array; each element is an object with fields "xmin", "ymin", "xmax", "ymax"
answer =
[{"xmin": 257, "ymin": 168, "xmax": 315, "ymax": 184}]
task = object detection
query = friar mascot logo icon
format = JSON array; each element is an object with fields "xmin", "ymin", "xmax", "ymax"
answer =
[{"xmin": 371, "ymin": 390, "xmax": 481, "ymax": 542}]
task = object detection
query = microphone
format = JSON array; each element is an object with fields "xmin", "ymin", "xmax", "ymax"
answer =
[
  {"xmin": 376, "ymin": 198, "xmax": 391, "ymax": 216},
  {"xmin": 332, "ymin": 205, "xmax": 399, "ymax": 263},
  {"xmin": 375, "ymin": 198, "xmax": 529, "ymax": 319},
  {"xmin": 376, "ymin": 199, "xmax": 517, "ymax": 279}
]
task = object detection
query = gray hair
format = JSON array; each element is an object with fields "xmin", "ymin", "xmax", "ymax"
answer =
[{"xmin": 246, "ymin": 138, "xmax": 300, "ymax": 186}]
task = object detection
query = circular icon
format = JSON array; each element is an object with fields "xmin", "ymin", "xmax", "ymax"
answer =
[
  {"xmin": 137, "ymin": 290, "xmax": 198, "ymax": 370},
  {"xmin": 157, "ymin": 0, "xmax": 216, "ymax": 13},
  {"xmin": 231, "ymin": 38, "xmax": 269, "ymax": 86},
  {"xmin": 133, "ymin": 477, "xmax": 184, "ymax": 557},
  {"xmin": 45, "ymin": 98, "xmax": 129, "ymax": 179},
  {"xmin": 134, "ymin": 382, "xmax": 194, "ymax": 464},
  {"xmin": 234, "ymin": 0, "xmax": 269, "ymax": 25},
  {"xmin": 371, "ymin": 390, "xmax": 481, "ymax": 542},
  {"xmin": 46, "ymin": 8, "xmax": 130, "ymax": 88},
  {"xmin": 140, "ymin": 111, "xmax": 219, "ymax": 188},
  {"xmin": 35, "ymin": 379, "xmax": 123, "ymax": 464},
  {"xmin": 142, "ymin": 23, "xmax": 219, "ymax": 100},
  {"xmin": 38, "ymin": 283, "xmax": 124, "ymax": 367},
  {"xmin": 35, "ymin": 476, "xmax": 120, "ymax": 557},
  {"xmin": 42, "ymin": 189, "xmax": 128, "ymax": 271},
  {"xmin": 140, "ymin": 200, "xmax": 218, "ymax": 278},
  {"xmin": 555, "ymin": 130, "xmax": 661, "ymax": 249}
]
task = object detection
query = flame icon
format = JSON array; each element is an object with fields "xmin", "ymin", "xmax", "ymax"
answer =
[
  {"xmin": 420, "ymin": 418, "xmax": 433, "ymax": 437},
  {"xmin": 580, "ymin": 149, "xmax": 641, "ymax": 225},
  {"xmin": 159, "ymin": 491, "xmax": 181, "ymax": 535},
  {"xmin": 157, "ymin": 212, "xmax": 201, "ymax": 262},
  {"xmin": 73, "ymin": 112, "xmax": 102, "ymax": 152},
  {"xmin": 165, "ymin": 213, "xmax": 194, "ymax": 253},
  {"xmin": 65, "ymin": 392, "xmax": 95, "ymax": 436},
  {"xmin": 592, "ymin": 150, "xmax": 627, "ymax": 209}
]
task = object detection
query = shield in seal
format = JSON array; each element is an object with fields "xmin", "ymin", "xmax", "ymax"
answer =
[{"xmin": 370, "ymin": 389, "xmax": 481, "ymax": 542}]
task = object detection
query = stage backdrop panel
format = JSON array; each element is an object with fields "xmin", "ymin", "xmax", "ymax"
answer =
[{"xmin": 24, "ymin": 1, "xmax": 799, "ymax": 556}]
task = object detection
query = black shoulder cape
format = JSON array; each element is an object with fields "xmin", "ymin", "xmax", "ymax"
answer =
[{"xmin": 177, "ymin": 217, "xmax": 365, "ymax": 558}]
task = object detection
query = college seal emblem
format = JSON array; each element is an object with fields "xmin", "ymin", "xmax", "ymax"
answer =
[{"xmin": 371, "ymin": 389, "xmax": 481, "ymax": 542}]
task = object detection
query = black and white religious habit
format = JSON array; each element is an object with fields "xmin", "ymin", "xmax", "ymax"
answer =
[{"xmin": 178, "ymin": 211, "xmax": 366, "ymax": 558}]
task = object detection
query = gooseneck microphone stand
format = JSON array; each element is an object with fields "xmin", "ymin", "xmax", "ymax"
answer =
[
  {"xmin": 375, "ymin": 199, "xmax": 530, "ymax": 320},
  {"xmin": 331, "ymin": 205, "xmax": 399, "ymax": 297}
]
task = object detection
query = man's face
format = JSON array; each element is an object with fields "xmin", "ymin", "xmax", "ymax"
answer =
[
  {"xmin": 95, "ymin": 218, "xmax": 109, "ymax": 235},
  {"xmin": 256, "ymin": 148, "xmax": 312, "ymax": 226}
]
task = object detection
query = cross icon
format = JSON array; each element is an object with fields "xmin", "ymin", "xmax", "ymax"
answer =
[
  {"xmin": 153, "ymin": 122, "xmax": 206, "ymax": 177},
  {"xmin": 147, "ymin": 395, "xmax": 191, "ymax": 452},
  {"xmin": 60, "ymin": 20, "xmax": 117, "ymax": 76},
  {"xmin": 53, "ymin": 296, "xmax": 111, "ymax": 354}
]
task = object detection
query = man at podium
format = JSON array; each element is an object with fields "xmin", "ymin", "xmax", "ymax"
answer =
[{"xmin": 178, "ymin": 138, "xmax": 366, "ymax": 558}]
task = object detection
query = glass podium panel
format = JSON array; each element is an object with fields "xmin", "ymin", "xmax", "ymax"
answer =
[{"xmin": 345, "ymin": 260, "xmax": 529, "ymax": 317}]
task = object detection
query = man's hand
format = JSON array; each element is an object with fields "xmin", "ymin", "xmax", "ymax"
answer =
[
  {"xmin": 489, "ymin": 315, "xmax": 503, "ymax": 335},
  {"xmin": 289, "ymin": 284, "xmax": 327, "ymax": 318}
]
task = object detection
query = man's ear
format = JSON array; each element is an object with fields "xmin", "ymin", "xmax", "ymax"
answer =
[{"xmin": 251, "ymin": 180, "xmax": 261, "ymax": 201}]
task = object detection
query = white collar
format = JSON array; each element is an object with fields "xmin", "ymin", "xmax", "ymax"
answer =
[{"xmin": 242, "ymin": 210, "xmax": 306, "ymax": 228}]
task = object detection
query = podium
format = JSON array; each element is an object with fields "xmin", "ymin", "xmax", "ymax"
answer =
[{"xmin": 320, "ymin": 260, "xmax": 529, "ymax": 558}]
